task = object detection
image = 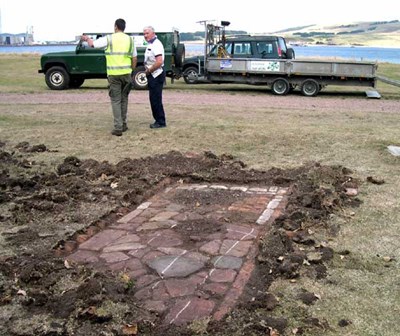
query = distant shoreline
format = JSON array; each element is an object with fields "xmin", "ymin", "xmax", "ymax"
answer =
[
  {"xmin": 182, "ymin": 40, "xmax": 400, "ymax": 48},
  {"xmin": 1, "ymin": 41, "xmax": 399, "ymax": 48},
  {"xmin": 0, "ymin": 44, "xmax": 399, "ymax": 64},
  {"xmin": 1, "ymin": 42, "xmax": 399, "ymax": 49},
  {"xmin": 0, "ymin": 43, "xmax": 76, "ymax": 47}
]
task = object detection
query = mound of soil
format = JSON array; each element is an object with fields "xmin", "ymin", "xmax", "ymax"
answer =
[{"xmin": 0, "ymin": 141, "xmax": 360, "ymax": 336}]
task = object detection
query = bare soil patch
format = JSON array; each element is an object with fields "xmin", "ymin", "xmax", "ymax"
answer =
[{"xmin": 0, "ymin": 139, "xmax": 360, "ymax": 335}]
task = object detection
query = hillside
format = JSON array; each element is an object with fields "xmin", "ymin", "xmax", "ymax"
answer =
[
  {"xmin": 273, "ymin": 20, "xmax": 400, "ymax": 47},
  {"xmin": 181, "ymin": 20, "xmax": 400, "ymax": 47}
]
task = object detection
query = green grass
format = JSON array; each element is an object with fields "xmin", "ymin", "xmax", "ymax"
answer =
[
  {"xmin": 0, "ymin": 54, "xmax": 44, "ymax": 92},
  {"xmin": 1, "ymin": 54, "xmax": 399, "ymax": 95},
  {"xmin": 1, "ymin": 55, "xmax": 400, "ymax": 336}
]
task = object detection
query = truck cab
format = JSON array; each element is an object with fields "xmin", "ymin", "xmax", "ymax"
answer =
[
  {"xmin": 183, "ymin": 35, "xmax": 295, "ymax": 84},
  {"xmin": 38, "ymin": 31, "xmax": 185, "ymax": 90}
]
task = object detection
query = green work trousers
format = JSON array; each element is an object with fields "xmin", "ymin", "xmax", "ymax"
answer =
[{"xmin": 108, "ymin": 74, "xmax": 132, "ymax": 131}]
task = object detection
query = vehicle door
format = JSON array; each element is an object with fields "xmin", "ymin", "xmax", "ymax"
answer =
[
  {"xmin": 256, "ymin": 41, "xmax": 279, "ymax": 59},
  {"xmin": 74, "ymin": 34, "xmax": 107, "ymax": 74}
]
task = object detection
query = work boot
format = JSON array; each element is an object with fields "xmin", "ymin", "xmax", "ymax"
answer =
[
  {"xmin": 122, "ymin": 125, "xmax": 128, "ymax": 132},
  {"xmin": 150, "ymin": 122, "xmax": 166, "ymax": 129},
  {"xmin": 111, "ymin": 130, "xmax": 123, "ymax": 136}
]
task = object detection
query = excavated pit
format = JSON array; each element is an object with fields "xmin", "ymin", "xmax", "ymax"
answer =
[{"xmin": 66, "ymin": 183, "xmax": 289, "ymax": 325}]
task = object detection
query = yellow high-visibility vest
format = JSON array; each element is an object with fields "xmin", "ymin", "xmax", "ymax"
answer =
[{"xmin": 105, "ymin": 32, "xmax": 133, "ymax": 76}]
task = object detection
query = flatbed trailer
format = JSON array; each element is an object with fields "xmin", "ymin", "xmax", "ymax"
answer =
[
  {"xmin": 206, "ymin": 57, "xmax": 377, "ymax": 96},
  {"xmin": 190, "ymin": 21, "xmax": 384, "ymax": 97}
]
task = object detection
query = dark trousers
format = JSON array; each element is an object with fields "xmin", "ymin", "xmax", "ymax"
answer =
[{"xmin": 147, "ymin": 71, "xmax": 166, "ymax": 126}]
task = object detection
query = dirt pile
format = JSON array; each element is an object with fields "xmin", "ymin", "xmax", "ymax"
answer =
[{"xmin": 0, "ymin": 141, "xmax": 360, "ymax": 336}]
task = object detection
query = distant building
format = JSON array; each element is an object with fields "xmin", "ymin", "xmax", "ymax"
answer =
[
  {"xmin": 0, "ymin": 33, "xmax": 34, "ymax": 45},
  {"xmin": 0, "ymin": 25, "xmax": 34, "ymax": 45}
]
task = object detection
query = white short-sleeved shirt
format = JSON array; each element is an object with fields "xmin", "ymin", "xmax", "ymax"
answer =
[
  {"xmin": 92, "ymin": 34, "xmax": 137, "ymax": 57},
  {"xmin": 144, "ymin": 37, "xmax": 164, "ymax": 78}
]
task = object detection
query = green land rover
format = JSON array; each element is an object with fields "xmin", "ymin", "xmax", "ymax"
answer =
[{"xmin": 38, "ymin": 31, "xmax": 185, "ymax": 90}]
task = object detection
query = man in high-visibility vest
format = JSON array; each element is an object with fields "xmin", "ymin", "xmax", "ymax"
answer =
[{"xmin": 82, "ymin": 19, "xmax": 137, "ymax": 136}]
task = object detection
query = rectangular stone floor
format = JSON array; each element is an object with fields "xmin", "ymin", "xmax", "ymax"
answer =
[{"xmin": 67, "ymin": 183, "xmax": 288, "ymax": 325}]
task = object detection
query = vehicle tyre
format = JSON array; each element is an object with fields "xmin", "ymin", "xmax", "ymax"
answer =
[
  {"xmin": 271, "ymin": 78, "xmax": 290, "ymax": 95},
  {"xmin": 183, "ymin": 66, "xmax": 199, "ymax": 84},
  {"xmin": 132, "ymin": 66, "xmax": 148, "ymax": 90},
  {"xmin": 69, "ymin": 77, "xmax": 85, "ymax": 89},
  {"xmin": 174, "ymin": 43, "xmax": 185, "ymax": 68},
  {"xmin": 286, "ymin": 48, "xmax": 295, "ymax": 59},
  {"xmin": 45, "ymin": 66, "xmax": 70, "ymax": 90},
  {"xmin": 301, "ymin": 79, "xmax": 320, "ymax": 97}
]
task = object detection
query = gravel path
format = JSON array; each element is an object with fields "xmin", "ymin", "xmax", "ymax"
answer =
[{"xmin": 1, "ymin": 91, "xmax": 399, "ymax": 113}]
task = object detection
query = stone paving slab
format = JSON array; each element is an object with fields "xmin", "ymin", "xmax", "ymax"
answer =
[
  {"xmin": 67, "ymin": 183, "xmax": 288, "ymax": 325},
  {"xmin": 147, "ymin": 255, "xmax": 205, "ymax": 278}
]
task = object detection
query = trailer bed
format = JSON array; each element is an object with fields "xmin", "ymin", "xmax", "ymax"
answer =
[
  {"xmin": 207, "ymin": 58, "xmax": 376, "ymax": 78},
  {"xmin": 205, "ymin": 58, "xmax": 377, "ymax": 95}
]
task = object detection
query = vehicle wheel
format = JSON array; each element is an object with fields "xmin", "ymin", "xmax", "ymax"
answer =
[
  {"xmin": 286, "ymin": 48, "xmax": 295, "ymax": 59},
  {"xmin": 183, "ymin": 66, "xmax": 199, "ymax": 84},
  {"xmin": 174, "ymin": 43, "xmax": 185, "ymax": 68},
  {"xmin": 301, "ymin": 79, "xmax": 320, "ymax": 97},
  {"xmin": 271, "ymin": 78, "xmax": 290, "ymax": 95},
  {"xmin": 45, "ymin": 66, "xmax": 70, "ymax": 90},
  {"xmin": 132, "ymin": 66, "xmax": 148, "ymax": 90},
  {"xmin": 69, "ymin": 77, "xmax": 85, "ymax": 89}
]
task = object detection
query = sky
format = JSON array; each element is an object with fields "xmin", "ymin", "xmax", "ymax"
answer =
[{"xmin": 0, "ymin": 0, "xmax": 398, "ymax": 41}]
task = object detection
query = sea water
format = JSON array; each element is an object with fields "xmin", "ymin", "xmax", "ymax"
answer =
[{"xmin": 0, "ymin": 44, "xmax": 399, "ymax": 64}]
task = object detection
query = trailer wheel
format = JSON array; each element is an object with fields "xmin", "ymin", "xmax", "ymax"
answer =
[
  {"xmin": 45, "ymin": 66, "xmax": 70, "ymax": 90},
  {"xmin": 132, "ymin": 66, "xmax": 148, "ymax": 90},
  {"xmin": 301, "ymin": 79, "xmax": 320, "ymax": 97},
  {"xmin": 271, "ymin": 78, "xmax": 290, "ymax": 95},
  {"xmin": 183, "ymin": 66, "xmax": 199, "ymax": 84}
]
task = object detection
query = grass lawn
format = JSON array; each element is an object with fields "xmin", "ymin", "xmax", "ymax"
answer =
[{"xmin": 0, "ymin": 54, "xmax": 399, "ymax": 335}]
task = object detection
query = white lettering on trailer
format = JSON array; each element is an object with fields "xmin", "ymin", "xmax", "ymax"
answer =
[{"xmin": 250, "ymin": 61, "xmax": 279, "ymax": 71}]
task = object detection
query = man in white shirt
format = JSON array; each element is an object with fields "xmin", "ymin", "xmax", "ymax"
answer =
[{"xmin": 143, "ymin": 26, "xmax": 166, "ymax": 129}]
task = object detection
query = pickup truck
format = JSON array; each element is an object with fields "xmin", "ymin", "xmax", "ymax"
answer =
[
  {"xmin": 183, "ymin": 35, "xmax": 295, "ymax": 84},
  {"xmin": 183, "ymin": 22, "xmax": 377, "ymax": 97},
  {"xmin": 38, "ymin": 31, "xmax": 185, "ymax": 90}
]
